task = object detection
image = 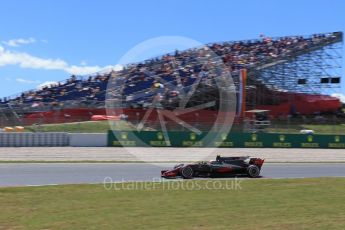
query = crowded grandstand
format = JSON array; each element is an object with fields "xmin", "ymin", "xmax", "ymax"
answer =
[{"xmin": 0, "ymin": 32, "xmax": 343, "ymax": 129}]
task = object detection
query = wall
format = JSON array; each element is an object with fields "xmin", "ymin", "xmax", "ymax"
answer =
[
  {"xmin": 1, "ymin": 131, "xmax": 343, "ymax": 148},
  {"xmin": 108, "ymin": 131, "xmax": 345, "ymax": 149},
  {"xmin": 69, "ymin": 133, "xmax": 107, "ymax": 147}
]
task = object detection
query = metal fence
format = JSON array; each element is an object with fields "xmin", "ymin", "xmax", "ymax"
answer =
[{"xmin": 0, "ymin": 132, "xmax": 69, "ymax": 147}]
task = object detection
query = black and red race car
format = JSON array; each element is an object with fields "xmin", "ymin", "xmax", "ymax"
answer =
[{"xmin": 161, "ymin": 156, "xmax": 264, "ymax": 179}]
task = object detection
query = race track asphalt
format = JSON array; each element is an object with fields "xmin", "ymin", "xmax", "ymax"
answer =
[{"xmin": 0, "ymin": 163, "xmax": 344, "ymax": 187}]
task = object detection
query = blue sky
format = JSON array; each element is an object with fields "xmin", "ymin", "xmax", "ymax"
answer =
[{"xmin": 0, "ymin": 0, "xmax": 345, "ymax": 98}]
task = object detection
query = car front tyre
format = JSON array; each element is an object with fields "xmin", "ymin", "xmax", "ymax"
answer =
[{"xmin": 181, "ymin": 166, "xmax": 194, "ymax": 179}]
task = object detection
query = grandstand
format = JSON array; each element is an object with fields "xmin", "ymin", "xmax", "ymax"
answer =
[{"xmin": 0, "ymin": 32, "xmax": 343, "ymax": 131}]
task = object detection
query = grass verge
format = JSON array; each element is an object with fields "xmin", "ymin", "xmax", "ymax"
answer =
[
  {"xmin": 24, "ymin": 120, "xmax": 135, "ymax": 133},
  {"xmin": 0, "ymin": 178, "xmax": 344, "ymax": 229},
  {"xmin": 22, "ymin": 120, "xmax": 345, "ymax": 134},
  {"xmin": 267, "ymin": 124, "xmax": 345, "ymax": 134}
]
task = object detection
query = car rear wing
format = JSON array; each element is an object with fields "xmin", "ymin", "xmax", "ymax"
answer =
[{"xmin": 250, "ymin": 158, "xmax": 265, "ymax": 168}]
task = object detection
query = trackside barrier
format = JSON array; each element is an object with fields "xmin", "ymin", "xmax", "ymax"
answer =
[
  {"xmin": 0, "ymin": 132, "xmax": 69, "ymax": 147},
  {"xmin": 69, "ymin": 133, "xmax": 107, "ymax": 147},
  {"xmin": 107, "ymin": 131, "xmax": 345, "ymax": 148}
]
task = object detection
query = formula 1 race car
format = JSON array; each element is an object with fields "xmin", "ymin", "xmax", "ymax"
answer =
[{"xmin": 161, "ymin": 156, "xmax": 264, "ymax": 179}]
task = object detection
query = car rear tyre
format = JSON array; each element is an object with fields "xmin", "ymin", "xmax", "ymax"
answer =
[
  {"xmin": 247, "ymin": 165, "xmax": 260, "ymax": 178},
  {"xmin": 181, "ymin": 166, "xmax": 193, "ymax": 179}
]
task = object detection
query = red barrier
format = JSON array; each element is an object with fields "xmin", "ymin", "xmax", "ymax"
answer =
[{"xmin": 22, "ymin": 93, "xmax": 340, "ymax": 125}]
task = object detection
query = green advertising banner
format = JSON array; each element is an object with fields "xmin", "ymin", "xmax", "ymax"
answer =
[{"xmin": 107, "ymin": 130, "xmax": 345, "ymax": 149}]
